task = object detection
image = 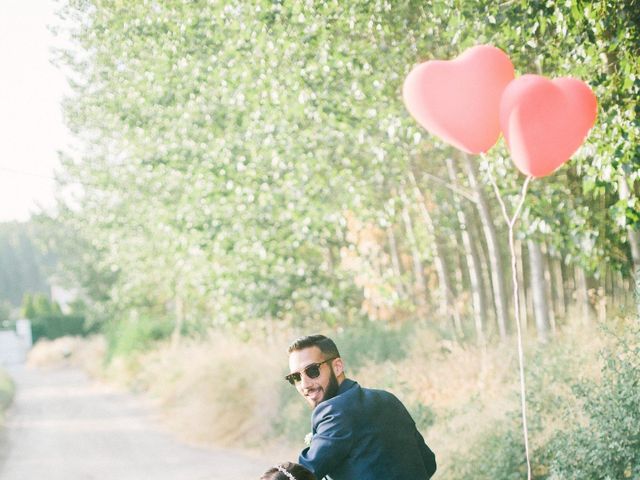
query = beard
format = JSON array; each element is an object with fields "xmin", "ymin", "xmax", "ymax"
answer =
[{"xmin": 322, "ymin": 369, "xmax": 340, "ymax": 403}]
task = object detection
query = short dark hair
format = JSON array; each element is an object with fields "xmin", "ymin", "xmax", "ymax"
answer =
[
  {"xmin": 260, "ymin": 462, "xmax": 317, "ymax": 480},
  {"xmin": 288, "ymin": 334, "xmax": 340, "ymax": 358}
]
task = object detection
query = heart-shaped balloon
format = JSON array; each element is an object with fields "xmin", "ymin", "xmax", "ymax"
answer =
[
  {"xmin": 500, "ymin": 75, "xmax": 598, "ymax": 177},
  {"xmin": 403, "ymin": 45, "xmax": 515, "ymax": 154}
]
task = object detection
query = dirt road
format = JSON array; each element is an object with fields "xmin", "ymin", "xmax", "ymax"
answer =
[{"xmin": 0, "ymin": 366, "xmax": 272, "ymax": 480}]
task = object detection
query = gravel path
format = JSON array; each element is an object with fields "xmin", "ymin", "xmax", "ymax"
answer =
[{"xmin": 0, "ymin": 365, "xmax": 272, "ymax": 480}]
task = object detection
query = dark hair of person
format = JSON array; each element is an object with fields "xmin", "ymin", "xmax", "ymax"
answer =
[
  {"xmin": 287, "ymin": 334, "xmax": 340, "ymax": 358},
  {"xmin": 260, "ymin": 462, "xmax": 316, "ymax": 480}
]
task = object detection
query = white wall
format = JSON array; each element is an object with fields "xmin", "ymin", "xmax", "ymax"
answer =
[{"xmin": 0, "ymin": 319, "xmax": 31, "ymax": 365}]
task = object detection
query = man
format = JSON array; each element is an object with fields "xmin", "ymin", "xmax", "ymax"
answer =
[{"xmin": 286, "ymin": 334, "xmax": 436, "ymax": 480}]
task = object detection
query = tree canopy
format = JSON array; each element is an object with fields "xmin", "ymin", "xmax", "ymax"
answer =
[{"xmin": 47, "ymin": 0, "xmax": 638, "ymax": 346}]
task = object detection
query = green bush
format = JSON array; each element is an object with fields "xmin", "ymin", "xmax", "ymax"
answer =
[
  {"xmin": 446, "ymin": 412, "xmax": 531, "ymax": 480},
  {"xmin": 450, "ymin": 323, "xmax": 640, "ymax": 480},
  {"xmin": 31, "ymin": 313, "xmax": 89, "ymax": 342},
  {"xmin": 548, "ymin": 326, "xmax": 640, "ymax": 479},
  {"xmin": 0, "ymin": 367, "xmax": 15, "ymax": 422},
  {"xmin": 22, "ymin": 292, "xmax": 91, "ymax": 342},
  {"xmin": 0, "ymin": 301, "xmax": 11, "ymax": 323},
  {"xmin": 105, "ymin": 313, "xmax": 174, "ymax": 359},
  {"xmin": 335, "ymin": 321, "xmax": 415, "ymax": 370}
]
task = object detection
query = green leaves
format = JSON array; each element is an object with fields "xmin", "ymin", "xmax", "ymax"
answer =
[
  {"xmin": 549, "ymin": 325, "xmax": 640, "ymax": 479},
  {"xmin": 49, "ymin": 0, "xmax": 638, "ymax": 339}
]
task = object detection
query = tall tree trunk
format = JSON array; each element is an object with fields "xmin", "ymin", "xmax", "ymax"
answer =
[
  {"xmin": 619, "ymin": 173, "xmax": 640, "ymax": 271},
  {"xmin": 597, "ymin": 281, "xmax": 607, "ymax": 324},
  {"xmin": 171, "ymin": 295, "xmax": 184, "ymax": 349},
  {"xmin": 612, "ymin": 270, "xmax": 621, "ymax": 313},
  {"xmin": 446, "ymin": 158, "xmax": 485, "ymax": 344},
  {"xmin": 406, "ymin": 175, "xmax": 462, "ymax": 336},
  {"xmin": 619, "ymin": 176, "xmax": 640, "ymax": 317},
  {"xmin": 472, "ymin": 213, "xmax": 497, "ymax": 327},
  {"xmin": 516, "ymin": 239, "xmax": 529, "ymax": 331},
  {"xmin": 463, "ymin": 155, "xmax": 509, "ymax": 339},
  {"xmin": 613, "ymin": 269, "xmax": 633, "ymax": 314},
  {"xmin": 542, "ymin": 244, "xmax": 557, "ymax": 335},
  {"xmin": 551, "ymin": 256, "xmax": 567, "ymax": 320},
  {"xmin": 447, "ymin": 232, "xmax": 466, "ymax": 339},
  {"xmin": 527, "ymin": 240, "xmax": 550, "ymax": 342},
  {"xmin": 575, "ymin": 266, "xmax": 593, "ymax": 325},
  {"xmin": 326, "ymin": 246, "xmax": 336, "ymax": 275},
  {"xmin": 387, "ymin": 226, "xmax": 406, "ymax": 298},
  {"xmin": 562, "ymin": 259, "xmax": 574, "ymax": 317},
  {"xmin": 452, "ymin": 231, "xmax": 466, "ymax": 303},
  {"xmin": 400, "ymin": 200, "xmax": 427, "ymax": 309}
]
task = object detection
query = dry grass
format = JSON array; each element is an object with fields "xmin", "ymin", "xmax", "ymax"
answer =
[
  {"xmin": 22, "ymin": 316, "xmax": 622, "ymax": 475},
  {"xmin": 408, "ymin": 319, "xmax": 612, "ymax": 478},
  {"xmin": 27, "ymin": 335, "xmax": 106, "ymax": 377},
  {"xmin": 112, "ymin": 332, "xmax": 292, "ymax": 452},
  {"xmin": 25, "ymin": 330, "xmax": 301, "ymax": 458},
  {"xmin": 342, "ymin": 317, "xmax": 616, "ymax": 478}
]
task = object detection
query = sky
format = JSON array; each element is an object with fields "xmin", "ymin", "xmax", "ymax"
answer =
[{"xmin": 0, "ymin": 0, "xmax": 71, "ymax": 222}]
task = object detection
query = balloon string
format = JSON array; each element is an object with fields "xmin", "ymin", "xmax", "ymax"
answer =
[{"xmin": 486, "ymin": 163, "xmax": 533, "ymax": 480}]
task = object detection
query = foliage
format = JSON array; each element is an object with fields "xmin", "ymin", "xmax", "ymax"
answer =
[
  {"xmin": 21, "ymin": 292, "xmax": 62, "ymax": 318},
  {"xmin": 22, "ymin": 293, "xmax": 91, "ymax": 342},
  {"xmin": 0, "ymin": 222, "xmax": 54, "ymax": 307},
  {"xmin": 0, "ymin": 367, "xmax": 15, "ymax": 423},
  {"xmin": 334, "ymin": 320, "xmax": 415, "ymax": 369},
  {"xmin": 448, "ymin": 417, "xmax": 529, "ymax": 480},
  {"xmin": 30, "ymin": 313, "xmax": 88, "ymax": 343},
  {"xmin": 50, "ymin": 314, "xmax": 635, "ymax": 478},
  {"xmin": 0, "ymin": 300, "xmax": 12, "ymax": 325},
  {"xmin": 548, "ymin": 325, "xmax": 640, "ymax": 479},
  {"xmin": 104, "ymin": 311, "xmax": 174, "ymax": 359},
  {"xmin": 46, "ymin": 0, "xmax": 638, "ymax": 346},
  {"xmin": 444, "ymin": 320, "xmax": 639, "ymax": 480}
]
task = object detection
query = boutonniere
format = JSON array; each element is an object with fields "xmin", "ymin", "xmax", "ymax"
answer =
[{"xmin": 304, "ymin": 432, "xmax": 313, "ymax": 446}]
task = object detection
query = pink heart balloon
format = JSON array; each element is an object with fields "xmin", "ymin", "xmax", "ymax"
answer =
[
  {"xmin": 403, "ymin": 45, "xmax": 515, "ymax": 154},
  {"xmin": 500, "ymin": 75, "xmax": 598, "ymax": 177}
]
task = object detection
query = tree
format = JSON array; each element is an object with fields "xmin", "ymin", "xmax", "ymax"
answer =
[{"xmin": 48, "ymin": 0, "xmax": 638, "ymax": 349}]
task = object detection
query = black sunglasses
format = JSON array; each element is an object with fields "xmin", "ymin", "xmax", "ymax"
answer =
[{"xmin": 285, "ymin": 357, "xmax": 338, "ymax": 386}]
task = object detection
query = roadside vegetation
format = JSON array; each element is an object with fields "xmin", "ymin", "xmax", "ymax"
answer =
[
  {"xmin": 30, "ymin": 310, "xmax": 638, "ymax": 479},
  {"xmin": 0, "ymin": 367, "xmax": 15, "ymax": 424}
]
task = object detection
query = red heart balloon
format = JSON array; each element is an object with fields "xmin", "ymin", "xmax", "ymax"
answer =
[
  {"xmin": 403, "ymin": 45, "xmax": 515, "ymax": 154},
  {"xmin": 500, "ymin": 75, "xmax": 598, "ymax": 177}
]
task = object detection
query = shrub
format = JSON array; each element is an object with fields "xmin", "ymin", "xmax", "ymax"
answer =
[
  {"xmin": 0, "ymin": 367, "xmax": 15, "ymax": 422},
  {"xmin": 445, "ymin": 406, "xmax": 543, "ymax": 480},
  {"xmin": 31, "ymin": 313, "xmax": 88, "ymax": 342},
  {"xmin": 548, "ymin": 325, "xmax": 640, "ymax": 479},
  {"xmin": 124, "ymin": 333, "xmax": 285, "ymax": 448},
  {"xmin": 334, "ymin": 320, "xmax": 415, "ymax": 369},
  {"xmin": 104, "ymin": 313, "xmax": 175, "ymax": 359},
  {"xmin": 21, "ymin": 292, "xmax": 91, "ymax": 342}
]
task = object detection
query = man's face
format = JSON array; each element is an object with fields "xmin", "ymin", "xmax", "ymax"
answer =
[{"xmin": 288, "ymin": 346, "xmax": 342, "ymax": 408}]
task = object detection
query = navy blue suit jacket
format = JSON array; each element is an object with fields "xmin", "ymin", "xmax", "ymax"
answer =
[{"xmin": 299, "ymin": 379, "xmax": 436, "ymax": 480}]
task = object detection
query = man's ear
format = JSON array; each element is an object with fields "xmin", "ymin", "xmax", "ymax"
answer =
[{"xmin": 332, "ymin": 357, "xmax": 345, "ymax": 377}]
